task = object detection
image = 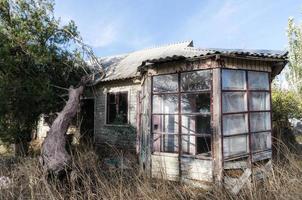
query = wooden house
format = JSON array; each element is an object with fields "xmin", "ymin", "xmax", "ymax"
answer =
[{"xmin": 90, "ymin": 41, "xmax": 287, "ymax": 187}]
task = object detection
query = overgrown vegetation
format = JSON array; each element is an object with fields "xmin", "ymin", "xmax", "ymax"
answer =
[
  {"xmin": 0, "ymin": 0, "xmax": 86, "ymax": 152},
  {"xmin": 0, "ymin": 144, "xmax": 301, "ymax": 200}
]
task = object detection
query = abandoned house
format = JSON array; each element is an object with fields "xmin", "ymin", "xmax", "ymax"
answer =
[
  {"xmin": 39, "ymin": 40, "xmax": 288, "ymax": 187},
  {"xmin": 88, "ymin": 40, "xmax": 288, "ymax": 187}
]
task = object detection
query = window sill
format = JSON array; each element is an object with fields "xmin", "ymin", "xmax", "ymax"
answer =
[
  {"xmin": 152, "ymin": 152, "xmax": 212, "ymax": 160},
  {"xmin": 104, "ymin": 124, "xmax": 131, "ymax": 127}
]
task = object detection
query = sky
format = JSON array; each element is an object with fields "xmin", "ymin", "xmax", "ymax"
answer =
[{"xmin": 54, "ymin": 0, "xmax": 302, "ymax": 57}]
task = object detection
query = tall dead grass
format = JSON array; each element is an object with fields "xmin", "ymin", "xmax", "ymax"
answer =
[{"xmin": 0, "ymin": 143, "xmax": 301, "ymax": 200}]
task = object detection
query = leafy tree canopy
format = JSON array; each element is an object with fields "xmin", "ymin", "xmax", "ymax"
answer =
[
  {"xmin": 0, "ymin": 0, "xmax": 89, "ymax": 143},
  {"xmin": 287, "ymin": 17, "xmax": 302, "ymax": 96}
]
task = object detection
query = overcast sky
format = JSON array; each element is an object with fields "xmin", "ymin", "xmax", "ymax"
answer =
[{"xmin": 54, "ymin": 0, "xmax": 302, "ymax": 57}]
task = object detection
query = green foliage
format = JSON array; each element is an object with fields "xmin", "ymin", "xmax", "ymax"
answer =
[
  {"xmin": 272, "ymin": 89, "xmax": 302, "ymax": 125},
  {"xmin": 287, "ymin": 17, "xmax": 302, "ymax": 96},
  {"xmin": 0, "ymin": 0, "xmax": 87, "ymax": 143}
]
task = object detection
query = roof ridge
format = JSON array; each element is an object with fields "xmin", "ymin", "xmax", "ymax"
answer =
[{"xmin": 138, "ymin": 40, "xmax": 193, "ymax": 51}]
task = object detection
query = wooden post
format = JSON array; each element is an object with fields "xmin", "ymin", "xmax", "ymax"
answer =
[{"xmin": 212, "ymin": 68, "xmax": 223, "ymax": 184}]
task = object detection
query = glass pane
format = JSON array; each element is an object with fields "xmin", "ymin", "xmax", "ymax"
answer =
[
  {"xmin": 223, "ymin": 114, "xmax": 248, "ymax": 135},
  {"xmin": 196, "ymin": 137, "xmax": 211, "ymax": 155},
  {"xmin": 248, "ymin": 71, "xmax": 269, "ymax": 90},
  {"xmin": 250, "ymin": 112, "xmax": 271, "ymax": 132},
  {"xmin": 182, "ymin": 135, "xmax": 195, "ymax": 154},
  {"xmin": 118, "ymin": 93, "xmax": 128, "ymax": 123},
  {"xmin": 222, "ymin": 69, "xmax": 246, "ymax": 90},
  {"xmin": 153, "ymin": 74, "xmax": 178, "ymax": 92},
  {"xmin": 182, "ymin": 115, "xmax": 211, "ymax": 134},
  {"xmin": 249, "ymin": 92, "xmax": 270, "ymax": 111},
  {"xmin": 153, "ymin": 94, "xmax": 178, "ymax": 114},
  {"xmin": 222, "ymin": 92, "xmax": 247, "ymax": 113},
  {"xmin": 181, "ymin": 93, "xmax": 210, "ymax": 113},
  {"xmin": 152, "ymin": 115, "xmax": 178, "ymax": 134},
  {"xmin": 163, "ymin": 134, "xmax": 178, "ymax": 152},
  {"xmin": 251, "ymin": 132, "xmax": 271, "ymax": 152},
  {"xmin": 181, "ymin": 70, "xmax": 211, "ymax": 91},
  {"xmin": 224, "ymin": 135, "xmax": 249, "ymax": 157},
  {"xmin": 153, "ymin": 133, "xmax": 161, "ymax": 152}
]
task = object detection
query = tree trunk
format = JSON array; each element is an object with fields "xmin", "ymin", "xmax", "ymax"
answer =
[{"xmin": 40, "ymin": 84, "xmax": 85, "ymax": 177}]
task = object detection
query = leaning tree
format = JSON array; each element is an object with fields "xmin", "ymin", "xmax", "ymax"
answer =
[{"xmin": 0, "ymin": 0, "xmax": 103, "ymax": 175}]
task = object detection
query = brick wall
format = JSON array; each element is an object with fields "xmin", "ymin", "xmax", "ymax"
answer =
[{"xmin": 94, "ymin": 80, "xmax": 141, "ymax": 151}]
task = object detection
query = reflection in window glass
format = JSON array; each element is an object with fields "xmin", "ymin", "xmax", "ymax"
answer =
[
  {"xmin": 163, "ymin": 135, "xmax": 178, "ymax": 152},
  {"xmin": 223, "ymin": 114, "xmax": 248, "ymax": 135},
  {"xmin": 251, "ymin": 132, "xmax": 271, "ymax": 152},
  {"xmin": 181, "ymin": 93, "xmax": 210, "ymax": 113},
  {"xmin": 182, "ymin": 115, "xmax": 211, "ymax": 134},
  {"xmin": 152, "ymin": 95, "xmax": 178, "ymax": 114},
  {"xmin": 222, "ymin": 92, "xmax": 247, "ymax": 113},
  {"xmin": 249, "ymin": 92, "xmax": 270, "ymax": 111},
  {"xmin": 248, "ymin": 71, "xmax": 269, "ymax": 90},
  {"xmin": 224, "ymin": 135, "xmax": 249, "ymax": 157},
  {"xmin": 250, "ymin": 112, "xmax": 271, "ymax": 132},
  {"xmin": 152, "ymin": 115, "xmax": 178, "ymax": 134},
  {"xmin": 181, "ymin": 70, "xmax": 211, "ymax": 91},
  {"xmin": 222, "ymin": 70, "xmax": 246, "ymax": 90},
  {"xmin": 153, "ymin": 74, "xmax": 178, "ymax": 92}
]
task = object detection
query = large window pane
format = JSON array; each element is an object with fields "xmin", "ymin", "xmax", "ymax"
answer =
[
  {"xmin": 222, "ymin": 69, "xmax": 246, "ymax": 90},
  {"xmin": 153, "ymin": 74, "xmax": 178, "ymax": 92},
  {"xmin": 222, "ymin": 92, "xmax": 247, "ymax": 113},
  {"xmin": 251, "ymin": 132, "xmax": 271, "ymax": 152},
  {"xmin": 250, "ymin": 112, "xmax": 271, "ymax": 132},
  {"xmin": 248, "ymin": 71, "xmax": 269, "ymax": 90},
  {"xmin": 223, "ymin": 114, "xmax": 248, "ymax": 135},
  {"xmin": 196, "ymin": 137, "xmax": 211, "ymax": 155},
  {"xmin": 163, "ymin": 135, "xmax": 178, "ymax": 152},
  {"xmin": 224, "ymin": 135, "xmax": 249, "ymax": 157},
  {"xmin": 182, "ymin": 115, "xmax": 211, "ymax": 134},
  {"xmin": 181, "ymin": 93, "xmax": 210, "ymax": 113},
  {"xmin": 152, "ymin": 115, "xmax": 178, "ymax": 134},
  {"xmin": 249, "ymin": 92, "xmax": 270, "ymax": 111},
  {"xmin": 182, "ymin": 135, "xmax": 195, "ymax": 154},
  {"xmin": 153, "ymin": 133, "xmax": 161, "ymax": 152},
  {"xmin": 181, "ymin": 70, "xmax": 211, "ymax": 91},
  {"xmin": 153, "ymin": 94, "xmax": 178, "ymax": 114}
]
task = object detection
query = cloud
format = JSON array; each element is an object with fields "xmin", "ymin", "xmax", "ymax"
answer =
[{"xmin": 85, "ymin": 23, "xmax": 120, "ymax": 48}]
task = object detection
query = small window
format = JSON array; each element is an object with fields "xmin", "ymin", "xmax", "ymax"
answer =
[
  {"xmin": 222, "ymin": 92, "xmax": 247, "ymax": 113},
  {"xmin": 248, "ymin": 71, "xmax": 269, "ymax": 90},
  {"xmin": 222, "ymin": 70, "xmax": 246, "ymax": 90},
  {"xmin": 153, "ymin": 74, "xmax": 178, "ymax": 93},
  {"xmin": 106, "ymin": 92, "xmax": 128, "ymax": 124},
  {"xmin": 251, "ymin": 132, "xmax": 271, "ymax": 152},
  {"xmin": 181, "ymin": 70, "xmax": 211, "ymax": 91}
]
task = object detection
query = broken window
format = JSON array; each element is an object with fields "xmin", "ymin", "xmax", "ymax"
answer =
[
  {"xmin": 152, "ymin": 70, "xmax": 212, "ymax": 158},
  {"xmin": 106, "ymin": 92, "xmax": 128, "ymax": 124}
]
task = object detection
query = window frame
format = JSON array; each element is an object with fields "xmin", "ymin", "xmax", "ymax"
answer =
[
  {"xmin": 221, "ymin": 68, "xmax": 272, "ymax": 162},
  {"xmin": 105, "ymin": 91, "xmax": 129, "ymax": 125},
  {"xmin": 151, "ymin": 69, "xmax": 213, "ymax": 159}
]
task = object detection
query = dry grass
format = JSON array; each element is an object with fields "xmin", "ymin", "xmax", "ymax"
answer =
[{"xmin": 0, "ymin": 144, "xmax": 301, "ymax": 200}]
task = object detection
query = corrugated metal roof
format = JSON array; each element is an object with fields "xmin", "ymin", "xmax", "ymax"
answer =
[
  {"xmin": 94, "ymin": 41, "xmax": 287, "ymax": 83},
  {"xmin": 98, "ymin": 41, "xmax": 193, "ymax": 82}
]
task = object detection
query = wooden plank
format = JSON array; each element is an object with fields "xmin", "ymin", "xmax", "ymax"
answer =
[
  {"xmin": 225, "ymin": 168, "xmax": 252, "ymax": 195},
  {"xmin": 224, "ymin": 160, "xmax": 248, "ymax": 169},
  {"xmin": 151, "ymin": 154, "xmax": 180, "ymax": 181},
  {"xmin": 212, "ymin": 68, "xmax": 223, "ymax": 183},
  {"xmin": 252, "ymin": 151, "xmax": 272, "ymax": 162},
  {"xmin": 181, "ymin": 157, "xmax": 213, "ymax": 182}
]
